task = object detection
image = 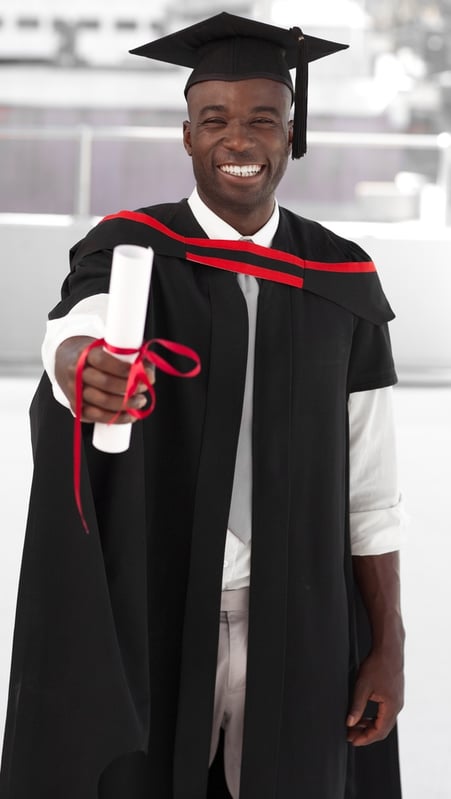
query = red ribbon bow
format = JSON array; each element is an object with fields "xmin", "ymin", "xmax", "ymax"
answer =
[{"xmin": 74, "ymin": 337, "xmax": 201, "ymax": 533}]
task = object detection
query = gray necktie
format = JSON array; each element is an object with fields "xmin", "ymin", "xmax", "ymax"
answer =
[{"xmin": 228, "ymin": 260, "xmax": 259, "ymax": 544}]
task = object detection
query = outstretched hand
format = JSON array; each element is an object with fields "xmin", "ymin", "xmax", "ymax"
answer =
[{"xmin": 55, "ymin": 335, "xmax": 155, "ymax": 423}]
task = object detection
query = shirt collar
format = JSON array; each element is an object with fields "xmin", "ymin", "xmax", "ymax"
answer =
[{"xmin": 187, "ymin": 187, "xmax": 280, "ymax": 247}]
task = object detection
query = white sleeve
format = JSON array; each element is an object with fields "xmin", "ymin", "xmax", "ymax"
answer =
[
  {"xmin": 41, "ymin": 294, "xmax": 109, "ymax": 408},
  {"xmin": 349, "ymin": 386, "xmax": 406, "ymax": 556}
]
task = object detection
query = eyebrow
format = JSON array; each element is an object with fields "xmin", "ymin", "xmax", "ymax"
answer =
[
  {"xmin": 198, "ymin": 105, "xmax": 227, "ymax": 115},
  {"xmin": 250, "ymin": 105, "xmax": 282, "ymax": 116}
]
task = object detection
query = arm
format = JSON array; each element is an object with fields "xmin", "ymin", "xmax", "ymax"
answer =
[
  {"xmin": 43, "ymin": 295, "xmax": 154, "ymax": 423},
  {"xmin": 347, "ymin": 387, "xmax": 405, "ymax": 745},
  {"xmin": 42, "ymin": 294, "xmax": 109, "ymax": 408},
  {"xmin": 43, "ymin": 245, "xmax": 153, "ymax": 419},
  {"xmin": 347, "ymin": 551, "xmax": 405, "ymax": 746}
]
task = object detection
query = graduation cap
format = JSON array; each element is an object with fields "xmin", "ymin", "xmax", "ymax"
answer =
[{"xmin": 130, "ymin": 12, "xmax": 348, "ymax": 159}]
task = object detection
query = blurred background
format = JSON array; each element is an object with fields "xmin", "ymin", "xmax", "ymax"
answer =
[{"xmin": 0, "ymin": 1, "xmax": 450, "ymax": 797}]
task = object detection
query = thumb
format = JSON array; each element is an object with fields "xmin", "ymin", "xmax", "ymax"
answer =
[{"xmin": 347, "ymin": 678, "xmax": 371, "ymax": 727}]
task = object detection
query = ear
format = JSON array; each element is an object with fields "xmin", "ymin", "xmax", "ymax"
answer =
[
  {"xmin": 183, "ymin": 121, "xmax": 192, "ymax": 156},
  {"xmin": 288, "ymin": 119, "xmax": 294, "ymax": 148}
]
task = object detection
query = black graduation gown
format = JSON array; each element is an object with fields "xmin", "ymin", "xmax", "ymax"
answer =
[{"xmin": 0, "ymin": 200, "xmax": 402, "ymax": 799}]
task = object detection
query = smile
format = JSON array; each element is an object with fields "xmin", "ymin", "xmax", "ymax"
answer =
[{"xmin": 218, "ymin": 164, "xmax": 263, "ymax": 177}]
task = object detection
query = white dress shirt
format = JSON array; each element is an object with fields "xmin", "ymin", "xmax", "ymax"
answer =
[{"xmin": 42, "ymin": 188, "xmax": 404, "ymax": 590}]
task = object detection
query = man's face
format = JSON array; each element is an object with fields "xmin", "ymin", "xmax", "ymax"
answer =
[{"xmin": 183, "ymin": 78, "xmax": 293, "ymax": 226}]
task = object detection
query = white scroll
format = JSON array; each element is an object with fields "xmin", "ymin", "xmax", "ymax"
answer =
[{"xmin": 92, "ymin": 243, "xmax": 153, "ymax": 453}]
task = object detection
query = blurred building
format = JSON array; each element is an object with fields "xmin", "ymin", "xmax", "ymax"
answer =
[{"xmin": 0, "ymin": 2, "xmax": 451, "ymax": 229}]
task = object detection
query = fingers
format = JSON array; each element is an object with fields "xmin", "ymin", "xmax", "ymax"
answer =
[
  {"xmin": 85, "ymin": 349, "xmax": 155, "ymax": 390},
  {"xmin": 347, "ymin": 674, "xmax": 401, "ymax": 746},
  {"xmin": 78, "ymin": 390, "xmax": 148, "ymax": 424},
  {"xmin": 80, "ymin": 369, "xmax": 153, "ymax": 425},
  {"xmin": 346, "ymin": 677, "xmax": 370, "ymax": 733},
  {"xmin": 86, "ymin": 346, "xmax": 131, "ymax": 377},
  {"xmin": 83, "ymin": 365, "xmax": 131, "ymax": 397},
  {"xmin": 80, "ymin": 354, "xmax": 155, "ymax": 422},
  {"xmin": 81, "ymin": 384, "xmax": 148, "ymax": 423},
  {"xmin": 346, "ymin": 715, "xmax": 375, "ymax": 746},
  {"xmin": 347, "ymin": 701, "xmax": 397, "ymax": 746}
]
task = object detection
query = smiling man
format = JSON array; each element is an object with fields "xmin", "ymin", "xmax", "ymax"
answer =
[
  {"xmin": 0, "ymin": 12, "xmax": 404, "ymax": 799},
  {"xmin": 182, "ymin": 79, "xmax": 293, "ymax": 235}
]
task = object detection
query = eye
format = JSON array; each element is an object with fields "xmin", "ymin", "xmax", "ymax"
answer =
[
  {"xmin": 201, "ymin": 117, "xmax": 226, "ymax": 126},
  {"xmin": 252, "ymin": 117, "xmax": 276, "ymax": 126}
]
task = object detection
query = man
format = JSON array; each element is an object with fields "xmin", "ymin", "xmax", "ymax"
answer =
[{"xmin": 0, "ymin": 13, "xmax": 404, "ymax": 799}]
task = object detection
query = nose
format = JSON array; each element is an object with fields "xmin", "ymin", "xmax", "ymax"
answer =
[{"xmin": 222, "ymin": 120, "xmax": 255, "ymax": 152}]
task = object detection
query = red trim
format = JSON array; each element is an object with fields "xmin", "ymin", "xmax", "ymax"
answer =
[
  {"xmin": 102, "ymin": 210, "xmax": 302, "ymax": 265},
  {"xmin": 303, "ymin": 258, "xmax": 375, "ymax": 273},
  {"xmin": 192, "ymin": 235, "xmax": 306, "ymax": 268},
  {"xmin": 103, "ymin": 210, "xmax": 187, "ymax": 244},
  {"xmin": 186, "ymin": 252, "xmax": 304, "ymax": 288},
  {"xmin": 101, "ymin": 210, "xmax": 376, "ymax": 275}
]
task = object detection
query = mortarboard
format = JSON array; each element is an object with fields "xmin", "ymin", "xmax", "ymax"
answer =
[{"xmin": 130, "ymin": 12, "xmax": 348, "ymax": 159}]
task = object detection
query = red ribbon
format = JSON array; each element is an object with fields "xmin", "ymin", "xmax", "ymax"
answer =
[{"xmin": 74, "ymin": 337, "xmax": 201, "ymax": 533}]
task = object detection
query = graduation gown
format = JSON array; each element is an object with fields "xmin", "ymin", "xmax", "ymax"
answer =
[{"xmin": 0, "ymin": 200, "xmax": 401, "ymax": 799}]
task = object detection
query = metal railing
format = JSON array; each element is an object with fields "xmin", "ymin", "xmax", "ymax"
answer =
[{"xmin": 1, "ymin": 125, "xmax": 451, "ymax": 220}]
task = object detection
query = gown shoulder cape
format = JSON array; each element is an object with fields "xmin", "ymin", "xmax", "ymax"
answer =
[{"xmin": 0, "ymin": 200, "xmax": 402, "ymax": 799}]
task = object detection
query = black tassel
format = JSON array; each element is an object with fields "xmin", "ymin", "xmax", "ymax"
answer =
[{"xmin": 291, "ymin": 27, "xmax": 308, "ymax": 159}]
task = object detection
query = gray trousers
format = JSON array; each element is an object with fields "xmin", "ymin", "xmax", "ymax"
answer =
[{"xmin": 209, "ymin": 588, "xmax": 249, "ymax": 799}]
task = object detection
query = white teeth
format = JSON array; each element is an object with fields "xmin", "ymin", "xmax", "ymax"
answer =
[{"xmin": 219, "ymin": 164, "xmax": 262, "ymax": 177}]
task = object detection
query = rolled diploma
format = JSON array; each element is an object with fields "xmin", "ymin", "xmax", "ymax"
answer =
[{"xmin": 92, "ymin": 243, "xmax": 153, "ymax": 453}]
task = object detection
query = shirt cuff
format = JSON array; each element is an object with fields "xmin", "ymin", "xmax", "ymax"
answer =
[
  {"xmin": 350, "ymin": 495, "xmax": 408, "ymax": 556},
  {"xmin": 41, "ymin": 294, "xmax": 108, "ymax": 408}
]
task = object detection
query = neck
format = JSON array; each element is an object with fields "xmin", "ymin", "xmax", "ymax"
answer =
[{"xmin": 197, "ymin": 189, "xmax": 275, "ymax": 237}]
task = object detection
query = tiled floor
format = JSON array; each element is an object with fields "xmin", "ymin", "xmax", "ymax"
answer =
[{"xmin": 0, "ymin": 377, "xmax": 450, "ymax": 797}]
